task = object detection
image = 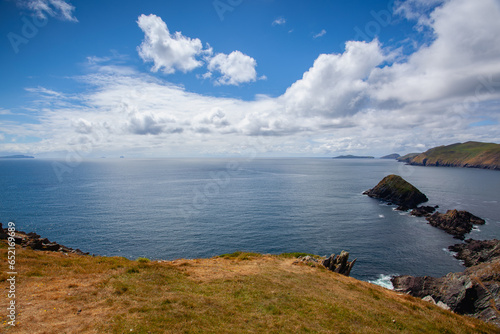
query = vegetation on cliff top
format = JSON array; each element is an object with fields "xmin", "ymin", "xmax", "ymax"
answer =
[
  {"xmin": 403, "ymin": 141, "xmax": 500, "ymax": 170},
  {"xmin": 1, "ymin": 242, "xmax": 496, "ymax": 333},
  {"xmin": 364, "ymin": 174, "xmax": 428, "ymax": 210}
]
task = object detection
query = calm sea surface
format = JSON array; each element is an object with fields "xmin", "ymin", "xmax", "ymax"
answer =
[{"xmin": 1, "ymin": 158, "xmax": 499, "ymax": 285}]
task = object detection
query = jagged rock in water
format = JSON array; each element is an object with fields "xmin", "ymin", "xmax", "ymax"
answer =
[
  {"xmin": 410, "ymin": 205, "xmax": 438, "ymax": 217},
  {"xmin": 449, "ymin": 239, "xmax": 500, "ymax": 267},
  {"xmin": 426, "ymin": 209, "xmax": 486, "ymax": 239},
  {"xmin": 363, "ymin": 174, "xmax": 428, "ymax": 210},
  {"xmin": 322, "ymin": 251, "xmax": 356, "ymax": 276}
]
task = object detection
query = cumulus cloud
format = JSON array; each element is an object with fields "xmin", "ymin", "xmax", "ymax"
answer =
[
  {"xmin": 196, "ymin": 108, "xmax": 231, "ymax": 128},
  {"xmin": 16, "ymin": 0, "xmax": 78, "ymax": 22},
  {"xmin": 207, "ymin": 51, "xmax": 258, "ymax": 86},
  {"xmin": 369, "ymin": 0, "xmax": 500, "ymax": 105},
  {"xmin": 282, "ymin": 40, "xmax": 386, "ymax": 117},
  {"xmin": 137, "ymin": 14, "xmax": 262, "ymax": 87},
  {"xmin": 137, "ymin": 14, "xmax": 205, "ymax": 74}
]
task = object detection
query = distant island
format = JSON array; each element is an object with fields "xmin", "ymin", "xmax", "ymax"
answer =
[
  {"xmin": 380, "ymin": 153, "xmax": 400, "ymax": 159},
  {"xmin": 0, "ymin": 155, "xmax": 34, "ymax": 159},
  {"xmin": 333, "ymin": 155, "xmax": 374, "ymax": 159},
  {"xmin": 398, "ymin": 141, "xmax": 500, "ymax": 170}
]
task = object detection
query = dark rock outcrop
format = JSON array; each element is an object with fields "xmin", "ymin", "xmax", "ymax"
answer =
[
  {"xmin": 322, "ymin": 251, "xmax": 356, "ymax": 276},
  {"xmin": 449, "ymin": 239, "xmax": 500, "ymax": 267},
  {"xmin": 426, "ymin": 210, "xmax": 486, "ymax": 240},
  {"xmin": 292, "ymin": 255, "xmax": 322, "ymax": 268},
  {"xmin": 363, "ymin": 174, "xmax": 428, "ymax": 210},
  {"xmin": 0, "ymin": 224, "xmax": 88, "ymax": 255},
  {"xmin": 0, "ymin": 222, "xmax": 8, "ymax": 240},
  {"xmin": 410, "ymin": 205, "xmax": 438, "ymax": 217},
  {"xmin": 391, "ymin": 256, "xmax": 500, "ymax": 327}
]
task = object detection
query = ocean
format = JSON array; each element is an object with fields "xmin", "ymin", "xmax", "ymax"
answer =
[{"xmin": 1, "ymin": 158, "xmax": 499, "ymax": 286}]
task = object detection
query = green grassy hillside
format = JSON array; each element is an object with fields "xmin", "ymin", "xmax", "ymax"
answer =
[
  {"xmin": 1, "ymin": 242, "xmax": 497, "ymax": 333},
  {"xmin": 406, "ymin": 142, "xmax": 500, "ymax": 170}
]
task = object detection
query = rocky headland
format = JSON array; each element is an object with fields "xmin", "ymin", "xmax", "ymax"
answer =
[
  {"xmin": 399, "ymin": 141, "xmax": 500, "ymax": 170},
  {"xmin": 392, "ymin": 239, "xmax": 500, "ymax": 327},
  {"xmin": 397, "ymin": 153, "xmax": 420, "ymax": 163},
  {"xmin": 363, "ymin": 174, "xmax": 428, "ymax": 210},
  {"xmin": 380, "ymin": 153, "xmax": 401, "ymax": 159},
  {"xmin": 0, "ymin": 222, "xmax": 88, "ymax": 255},
  {"xmin": 365, "ymin": 175, "xmax": 499, "ymax": 326}
]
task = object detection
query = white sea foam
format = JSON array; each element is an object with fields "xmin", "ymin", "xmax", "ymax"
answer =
[
  {"xmin": 368, "ymin": 274, "xmax": 395, "ymax": 290},
  {"xmin": 378, "ymin": 214, "xmax": 385, "ymax": 218},
  {"xmin": 442, "ymin": 247, "xmax": 455, "ymax": 256}
]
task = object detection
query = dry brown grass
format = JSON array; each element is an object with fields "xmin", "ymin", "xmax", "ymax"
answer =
[{"xmin": 1, "ymin": 243, "xmax": 498, "ymax": 333}]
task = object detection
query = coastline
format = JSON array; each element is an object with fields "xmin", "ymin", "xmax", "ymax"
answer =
[{"xmin": 1, "ymin": 231, "xmax": 498, "ymax": 333}]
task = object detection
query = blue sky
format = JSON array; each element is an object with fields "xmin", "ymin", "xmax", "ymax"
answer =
[{"xmin": 1, "ymin": 0, "xmax": 499, "ymax": 158}]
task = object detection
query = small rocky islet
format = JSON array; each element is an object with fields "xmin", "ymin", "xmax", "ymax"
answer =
[{"xmin": 362, "ymin": 174, "xmax": 428, "ymax": 211}]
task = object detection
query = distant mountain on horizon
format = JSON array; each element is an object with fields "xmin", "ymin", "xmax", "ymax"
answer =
[
  {"xmin": 0, "ymin": 155, "xmax": 34, "ymax": 159},
  {"xmin": 398, "ymin": 141, "xmax": 500, "ymax": 170},
  {"xmin": 380, "ymin": 153, "xmax": 401, "ymax": 160},
  {"xmin": 333, "ymin": 155, "xmax": 375, "ymax": 159}
]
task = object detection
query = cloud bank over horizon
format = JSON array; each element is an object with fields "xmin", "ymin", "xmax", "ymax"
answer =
[{"xmin": 1, "ymin": 0, "xmax": 500, "ymax": 158}]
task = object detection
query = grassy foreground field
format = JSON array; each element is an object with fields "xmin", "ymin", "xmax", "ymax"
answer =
[{"xmin": 1, "ymin": 242, "xmax": 498, "ymax": 333}]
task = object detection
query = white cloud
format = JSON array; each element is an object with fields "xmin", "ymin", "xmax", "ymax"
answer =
[
  {"xmin": 207, "ymin": 51, "xmax": 259, "ymax": 86},
  {"xmin": 369, "ymin": 0, "xmax": 500, "ymax": 104},
  {"xmin": 395, "ymin": 0, "xmax": 446, "ymax": 26},
  {"xmin": 137, "ymin": 14, "xmax": 205, "ymax": 74},
  {"xmin": 272, "ymin": 17, "xmax": 286, "ymax": 26},
  {"xmin": 136, "ymin": 14, "xmax": 262, "ymax": 87},
  {"xmin": 3, "ymin": 0, "xmax": 500, "ymax": 157},
  {"xmin": 16, "ymin": 0, "xmax": 77, "ymax": 22},
  {"xmin": 282, "ymin": 40, "xmax": 386, "ymax": 117},
  {"xmin": 313, "ymin": 29, "xmax": 327, "ymax": 39}
]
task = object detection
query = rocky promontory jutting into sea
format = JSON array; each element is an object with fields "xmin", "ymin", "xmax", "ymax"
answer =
[
  {"xmin": 364, "ymin": 175, "xmax": 500, "ymax": 326},
  {"xmin": 392, "ymin": 239, "xmax": 500, "ymax": 327}
]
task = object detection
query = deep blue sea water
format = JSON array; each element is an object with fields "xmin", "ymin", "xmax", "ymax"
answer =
[{"xmin": 1, "ymin": 158, "xmax": 499, "ymax": 286}]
